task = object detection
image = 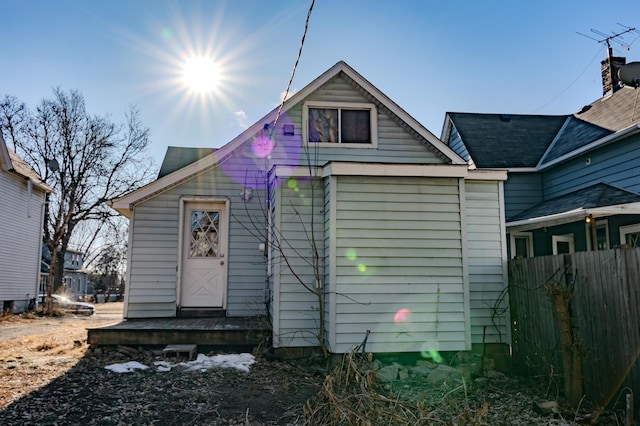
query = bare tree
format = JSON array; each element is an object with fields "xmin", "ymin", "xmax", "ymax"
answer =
[
  {"xmin": 0, "ymin": 89, "xmax": 154, "ymax": 313},
  {"xmin": 89, "ymin": 244, "xmax": 126, "ymax": 301}
]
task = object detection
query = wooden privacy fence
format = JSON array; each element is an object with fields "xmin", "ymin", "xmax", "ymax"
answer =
[{"xmin": 509, "ymin": 248, "xmax": 640, "ymax": 407}]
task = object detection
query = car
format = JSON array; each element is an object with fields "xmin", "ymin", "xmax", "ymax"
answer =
[{"xmin": 38, "ymin": 294, "xmax": 95, "ymax": 315}]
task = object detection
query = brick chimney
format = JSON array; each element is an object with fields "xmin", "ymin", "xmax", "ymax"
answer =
[{"xmin": 601, "ymin": 55, "xmax": 626, "ymax": 95}]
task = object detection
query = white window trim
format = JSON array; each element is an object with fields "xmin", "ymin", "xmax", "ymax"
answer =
[
  {"xmin": 619, "ymin": 223, "xmax": 640, "ymax": 247},
  {"xmin": 302, "ymin": 101, "xmax": 378, "ymax": 148},
  {"xmin": 552, "ymin": 234, "xmax": 575, "ymax": 255},
  {"xmin": 510, "ymin": 232, "xmax": 534, "ymax": 259}
]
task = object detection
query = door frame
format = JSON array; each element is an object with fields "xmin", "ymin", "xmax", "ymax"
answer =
[{"xmin": 177, "ymin": 196, "xmax": 230, "ymax": 309}]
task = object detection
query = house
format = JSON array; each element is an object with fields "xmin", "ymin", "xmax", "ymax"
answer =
[
  {"xmin": 441, "ymin": 55, "xmax": 640, "ymax": 258},
  {"xmin": 110, "ymin": 61, "xmax": 510, "ymax": 355},
  {"xmin": 0, "ymin": 132, "xmax": 52, "ymax": 313},
  {"xmin": 40, "ymin": 248, "xmax": 90, "ymax": 299}
]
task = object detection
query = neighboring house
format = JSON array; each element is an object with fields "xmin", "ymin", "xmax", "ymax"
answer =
[
  {"xmin": 441, "ymin": 55, "xmax": 640, "ymax": 258},
  {"xmin": 111, "ymin": 61, "xmax": 510, "ymax": 354},
  {"xmin": 0, "ymin": 133, "xmax": 52, "ymax": 313},
  {"xmin": 40, "ymin": 248, "xmax": 90, "ymax": 299}
]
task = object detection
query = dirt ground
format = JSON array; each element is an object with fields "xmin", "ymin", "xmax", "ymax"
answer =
[
  {"xmin": 0, "ymin": 302, "xmax": 125, "ymax": 408},
  {"xmin": 0, "ymin": 303, "xmax": 321, "ymax": 425},
  {"xmin": 0, "ymin": 303, "xmax": 625, "ymax": 425}
]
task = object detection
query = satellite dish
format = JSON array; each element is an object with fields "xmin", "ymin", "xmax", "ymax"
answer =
[
  {"xmin": 619, "ymin": 62, "xmax": 640, "ymax": 87},
  {"xmin": 46, "ymin": 158, "xmax": 59, "ymax": 172}
]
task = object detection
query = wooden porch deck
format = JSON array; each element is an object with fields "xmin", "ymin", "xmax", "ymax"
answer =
[{"xmin": 87, "ymin": 316, "xmax": 271, "ymax": 349}]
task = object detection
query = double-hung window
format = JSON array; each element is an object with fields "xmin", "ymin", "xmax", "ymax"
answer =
[{"xmin": 303, "ymin": 102, "xmax": 377, "ymax": 147}]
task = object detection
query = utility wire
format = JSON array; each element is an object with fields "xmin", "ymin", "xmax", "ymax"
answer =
[
  {"xmin": 531, "ymin": 45, "xmax": 605, "ymax": 113},
  {"xmin": 270, "ymin": 0, "xmax": 315, "ymax": 135}
]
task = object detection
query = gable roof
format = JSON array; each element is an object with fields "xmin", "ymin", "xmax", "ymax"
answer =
[
  {"xmin": 0, "ymin": 132, "xmax": 52, "ymax": 192},
  {"xmin": 446, "ymin": 105, "xmax": 640, "ymax": 171},
  {"xmin": 112, "ymin": 61, "xmax": 466, "ymax": 216},
  {"xmin": 446, "ymin": 113, "xmax": 568, "ymax": 168}
]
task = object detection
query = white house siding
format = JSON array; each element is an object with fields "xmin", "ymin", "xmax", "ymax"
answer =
[
  {"xmin": 0, "ymin": 171, "xmax": 45, "ymax": 311},
  {"xmin": 543, "ymin": 135, "xmax": 640, "ymax": 199},
  {"xmin": 269, "ymin": 75, "xmax": 445, "ymax": 166},
  {"xmin": 271, "ymin": 176, "xmax": 325, "ymax": 348},
  {"xmin": 464, "ymin": 180, "xmax": 509, "ymax": 345},
  {"xmin": 323, "ymin": 176, "xmax": 335, "ymax": 351},
  {"xmin": 329, "ymin": 175, "xmax": 466, "ymax": 353},
  {"xmin": 267, "ymin": 172, "xmax": 278, "ymax": 327},
  {"xmin": 127, "ymin": 161, "xmax": 269, "ymax": 318}
]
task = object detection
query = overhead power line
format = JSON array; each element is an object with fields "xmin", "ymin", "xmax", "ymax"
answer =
[{"xmin": 271, "ymin": 0, "xmax": 315, "ymax": 135}]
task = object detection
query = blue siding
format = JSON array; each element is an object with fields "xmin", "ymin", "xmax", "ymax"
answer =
[
  {"xmin": 543, "ymin": 134, "xmax": 640, "ymax": 199},
  {"xmin": 503, "ymin": 173, "xmax": 543, "ymax": 220},
  {"xmin": 447, "ymin": 125, "xmax": 471, "ymax": 163}
]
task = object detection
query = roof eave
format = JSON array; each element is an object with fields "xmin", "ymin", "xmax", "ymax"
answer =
[
  {"xmin": 538, "ymin": 124, "xmax": 640, "ymax": 171},
  {"xmin": 506, "ymin": 202, "xmax": 640, "ymax": 232}
]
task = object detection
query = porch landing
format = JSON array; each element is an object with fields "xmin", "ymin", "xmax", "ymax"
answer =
[{"xmin": 87, "ymin": 316, "xmax": 270, "ymax": 349}]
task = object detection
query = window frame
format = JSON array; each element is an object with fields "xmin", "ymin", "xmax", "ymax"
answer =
[
  {"xmin": 619, "ymin": 223, "xmax": 640, "ymax": 247},
  {"xmin": 303, "ymin": 101, "xmax": 378, "ymax": 148},
  {"xmin": 552, "ymin": 233, "xmax": 575, "ymax": 255},
  {"xmin": 510, "ymin": 232, "xmax": 534, "ymax": 259}
]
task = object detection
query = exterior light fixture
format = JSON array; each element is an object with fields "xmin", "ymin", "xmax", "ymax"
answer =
[
  {"xmin": 585, "ymin": 214, "xmax": 593, "ymax": 223},
  {"xmin": 240, "ymin": 187, "xmax": 253, "ymax": 202}
]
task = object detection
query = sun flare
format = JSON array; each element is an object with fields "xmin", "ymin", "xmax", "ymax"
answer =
[{"xmin": 182, "ymin": 57, "xmax": 221, "ymax": 94}]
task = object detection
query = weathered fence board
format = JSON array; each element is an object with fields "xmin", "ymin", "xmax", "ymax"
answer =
[{"xmin": 509, "ymin": 248, "xmax": 640, "ymax": 406}]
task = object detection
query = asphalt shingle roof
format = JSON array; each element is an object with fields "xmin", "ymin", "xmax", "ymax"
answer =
[
  {"xmin": 508, "ymin": 183, "xmax": 640, "ymax": 222},
  {"xmin": 447, "ymin": 113, "xmax": 568, "ymax": 168},
  {"xmin": 575, "ymin": 86, "xmax": 640, "ymax": 131},
  {"xmin": 158, "ymin": 146, "xmax": 216, "ymax": 178},
  {"xmin": 540, "ymin": 116, "xmax": 612, "ymax": 165}
]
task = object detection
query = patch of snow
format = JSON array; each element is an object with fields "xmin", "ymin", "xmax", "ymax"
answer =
[
  {"xmin": 180, "ymin": 353, "xmax": 256, "ymax": 372},
  {"xmin": 153, "ymin": 360, "xmax": 173, "ymax": 372},
  {"xmin": 105, "ymin": 353, "xmax": 257, "ymax": 374},
  {"xmin": 104, "ymin": 361, "xmax": 149, "ymax": 373}
]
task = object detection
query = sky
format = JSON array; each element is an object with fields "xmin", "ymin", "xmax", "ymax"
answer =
[{"xmin": 2, "ymin": 0, "xmax": 640, "ymax": 169}]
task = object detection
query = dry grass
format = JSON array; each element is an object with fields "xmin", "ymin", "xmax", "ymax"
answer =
[{"xmin": 304, "ymin": 351, "xmax": 490, "ymax": 426}]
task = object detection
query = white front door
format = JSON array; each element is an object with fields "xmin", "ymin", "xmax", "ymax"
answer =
[{"xmin": 180, "ymin": 201, "xmax": 228, "ymax": 308}]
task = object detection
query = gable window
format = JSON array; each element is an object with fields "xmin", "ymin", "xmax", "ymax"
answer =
[
  {"xmin": 303, "ymin": 102, "xmax": 377, "ymax": 147},
  {"xmin": 510, "ymin": 232, "xmax": 533, "ymax": 259},
  {"xmin": 620, "ymin": 223, "xmax": 640, "ymax": 248}
]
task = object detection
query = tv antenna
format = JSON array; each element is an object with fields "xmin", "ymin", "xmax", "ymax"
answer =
[{"xmin": 576, "ymin": 24, "xmax": 640, "ymax": 58}]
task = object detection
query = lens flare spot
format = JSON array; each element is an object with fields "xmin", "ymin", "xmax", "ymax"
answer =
[
  {"xmin": 251, "ymin": 136, "xmax": 273, "ymax": 158},
  {"xmin": 394, "ymin": 308, "xmax": 412, "ymax": 323},
  {"xmin": 287, "ymin": 178, "xmax": 298, "ymax": 190},
  {"xmin": 357, "ymin": 264, "xmax": 366, "ymax": 273},
  {"xmin": 345, "ymin": 248, "xmax": 357, "ymax": 260},
  {"xmin": 420, "ymin": 342, "xmax": 443, "ymax": 363},
  {"xmin": 161, "ymin": 28, "xmax": 173, "ymax": 39}
]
